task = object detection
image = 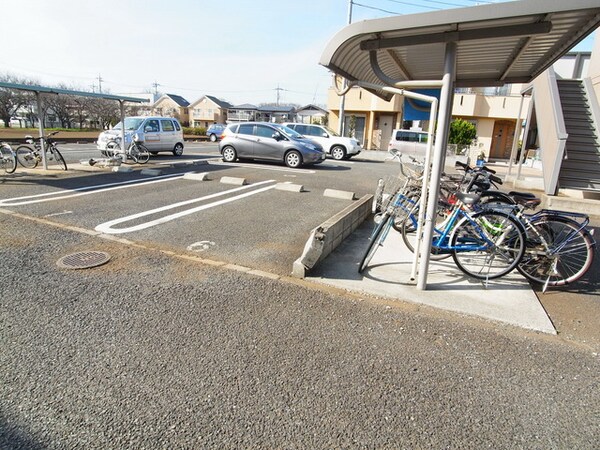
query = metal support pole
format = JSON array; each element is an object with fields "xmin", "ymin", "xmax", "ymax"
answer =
[
  {"xmin": 36, "ymin": 92, "xmax": 47, "ymax": 170},
  {"xmin": 417, "ymin": 41, "xmax": 457, "ymax": 291},
  {"xmin": 517, "ymin": 92, "xmax": 535, "ymax": 180},
  {"xmin": 506, "ymin": 93, "xmax": 525, "ymax": 180},
  {"xmin": 119, "ymin": 100, "xmax": 127, "ymax": 160},
  {"xmin": 338, "ymin": 0, "xmax": 353, "ymax": 136},
  {"xmin": 410, "ymin": 97, "xmax": 438, "ymax": 281},
  {"xmin": 338, "ymin": 83, "xmax": 347, "ymax": 136}
]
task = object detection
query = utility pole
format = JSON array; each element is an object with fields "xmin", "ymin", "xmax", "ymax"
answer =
[
  {"xmin": 152, "ymin": 81, "xmax": 160, "ymax": 97},
  {"xmin": 275, "ymin": 84, "xmax": 284, "ymax": 106},
  {"xmin": 97, "ymin": 74, "xmax": 103, "ymax": 93},
  {"xmin": 338, "ymin": 0, "xmax": 353, "ymax": 136}
]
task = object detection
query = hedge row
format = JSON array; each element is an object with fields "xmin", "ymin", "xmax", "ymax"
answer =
[{"xmin": 183, "ymin": 127, "xmax": 207, "ymax": 136}]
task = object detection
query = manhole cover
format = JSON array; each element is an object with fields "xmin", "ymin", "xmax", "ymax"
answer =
[{"xmin": 57, "ymin": 251, "xmax": 111, "ymax": 270}]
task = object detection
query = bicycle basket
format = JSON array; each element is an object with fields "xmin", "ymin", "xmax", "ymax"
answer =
[{"xmin": 373, "ymin": 175, "xmax": 421, "ymax": 213}]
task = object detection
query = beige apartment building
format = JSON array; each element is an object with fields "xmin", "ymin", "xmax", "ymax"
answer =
[
  {"xmin": 326, "ymin": 53, "xmax": 592, "ymax": 161},
  {"xmin": 327, "ymin": 82, "xmax": 530, "ymax": 159},
  {"xmin": 152, "ymin": 94, "xmax": 190, "ymax": 126},
  {"xmin": 189, "ymin": 95, "xmax": 233, "ymax": 128}
]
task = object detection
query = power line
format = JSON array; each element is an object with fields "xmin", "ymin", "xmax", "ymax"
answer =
[
  {"xmin": 352, "ymin": 2, "xmax": 402, "ymax": 15},
  {"xmin": 411, "ymin": 0, "xmax": 466, "ymax": 7},
  {"xmin": 383, "ymin": 0, "xmax": 440, "ymax": 10}
]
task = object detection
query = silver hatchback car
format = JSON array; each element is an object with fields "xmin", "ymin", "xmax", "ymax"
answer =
[{"xmin": 219, "ymin": 122, "xmax": 326, "ymax": 168}]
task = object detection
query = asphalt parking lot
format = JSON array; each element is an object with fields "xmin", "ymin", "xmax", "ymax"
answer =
[
  {"xmin": 1, "ymin": 212, "xmax": 599, "ymax": 448},
  {"xmin": 1, "ymin": 143, "xmax": 599, "ymax": 447}
]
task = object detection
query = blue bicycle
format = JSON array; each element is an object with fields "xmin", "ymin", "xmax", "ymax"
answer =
[{"xmin": 359, "ymin": 190, "xmax": 527, "ymax": 280}]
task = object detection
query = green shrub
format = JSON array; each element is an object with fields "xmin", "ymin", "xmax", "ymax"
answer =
[{"xmin": 183, "ymin": 127, "xmax": 206, "ymax": 136}]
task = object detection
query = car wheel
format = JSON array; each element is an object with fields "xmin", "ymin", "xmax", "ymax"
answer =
[
  {"xmin": 209, "ymin": 134, "xmax": 217, "ymax": 142},
  {"xmin": 331, "ymin": 145, "xmax": 346, "ymax": 160},
  {"xmin": 172, "ymin": 143, "xmax": 184, "ymax": 156},
  {"xmin": 285, "ymin": 150, "xmax": 302, "ymax": 168},
  {"xmin": 222, "ymin": 146, "xmax": 237, "ymax": 162}
]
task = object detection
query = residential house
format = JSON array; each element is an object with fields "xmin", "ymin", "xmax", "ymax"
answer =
[
  {"xmin": 226, "ymin": 104, "xmax": 298, "ymax": 124},
  {"xmin": 326, "ymin": 84, "xmax": 405, "ymax": 150},
  {"xmin": 152, "ymin": 93, "xmax": 190, "ymax": 126},
  {"xmin": 256, "ymin": 105, "xmax": 295, "ymax": 123},
  {"xmin": 227, "ymin": 104, "xmax": 258, "ymax": 123},
  {"xmin": 294, "ymin": 104, "xmax": 328, "ymax": 124},
  {"xmin": 189, "ymin": 95, "xmax": 233, "ymax": 128}
]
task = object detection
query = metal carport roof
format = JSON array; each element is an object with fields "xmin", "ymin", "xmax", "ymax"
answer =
[
  {"xmin": 320, "ymin": 0, "xmax": 600, "ymax": 98},
  {"xmin": 0, "ymin": 82, "xmax": 148, "ymax": 169},
  {"xmin": 319, "ymin": 0, "xmax": 600, "ymax": 290},
  {"xmin": 0, "ymin": 82, "xmax": 148, "ymax": 103}
]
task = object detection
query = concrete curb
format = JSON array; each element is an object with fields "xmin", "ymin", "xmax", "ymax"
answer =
[
  {"xmin": 275, "ymin": 183, "xmax": 304, "ymax": 193},
  {"xmin": 324, "ymin": 188, "xmax": 356, "ymax": 200},
  {"xmin": 112, "ymin": 166, "xmax": 133, "ymax": 173},
  {"xmin": 220, "ymin": 176, "xmax": 247, "ymax": 185},
  {"xmin": 140, "ymin": 168, "xmax": 162, "ymax": 176},
  {"xmin": 292, "ymin": 194, "xmax": 373, "ymax": 278},
  {"xmin": 183, "ymin": 172, "xmax": 211, "ymax": 181}
]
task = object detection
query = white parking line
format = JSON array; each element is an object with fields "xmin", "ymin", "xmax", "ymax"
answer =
[
  {"xmin": 0, "ymin": 174, "xmax": 183, "ymax": 206},
  {"xmin": 208, "ymin": 160, "xmax": 316, "ymax": 174},
  {"xmin": 95, "ymin": 180, "xmax": 277, "ymax": 234}
]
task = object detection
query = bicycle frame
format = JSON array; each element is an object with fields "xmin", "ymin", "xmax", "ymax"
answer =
[{"xmin": 403, "ymin": 197, "xmax": 516, "ymax": 254}]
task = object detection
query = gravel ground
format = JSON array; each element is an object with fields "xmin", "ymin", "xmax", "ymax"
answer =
[{"xmin": 1, "ymin": 213, "xmax": 599, "ymax": 449}]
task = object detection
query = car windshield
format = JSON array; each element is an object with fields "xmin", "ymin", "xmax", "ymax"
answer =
[
  {"xmin": 272, "ymin": 124, "xmax": 303, "ymax": 139},
  {"xmin": 113, "ymin": 118, "xmax": 145, "ymax": 131}
]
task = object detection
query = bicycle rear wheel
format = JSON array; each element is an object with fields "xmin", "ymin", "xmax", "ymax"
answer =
[
  {"xmin": 517, "ymin": 216, "xmax": 594, "ymax": 287},
  {"xmin": 1, "ymin": 145, "xmax": 17, "ymax": 174},
  {"xmin": 359, "ymin": 214, "xmax": 392, "ymax": 273},
  {"xmin": 133, "ymin": 143, "xmax": 150, "ymax": 164},
  {"xmin": 451, "ymin": 210, "xmax": 525, "ymax": 280},
  {"xmin": 50, "ymin": 147, "xmax": 67, "ymax": 170},
  {"xmin": 16, "ymin": 145, "xmax": 38, "ymax": 168}
]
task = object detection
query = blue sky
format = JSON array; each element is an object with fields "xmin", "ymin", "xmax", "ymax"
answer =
[{"xmin": 1, "ymin": 0, "xmax": 596, "ymax": 107}]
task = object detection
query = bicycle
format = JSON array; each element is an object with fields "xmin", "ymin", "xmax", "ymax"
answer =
[
  {"xmin": 399, "ymin": 161, "xmax": 516, "ymax": 258},
  {"xmin": 102, "ymin": 134, "xmax": 150, "ymax": 164},
  {"xmin": 15, "ymin": 131, "xmax": 67, "ymax": 170},
  {"xmin": 497, "ymin": 192, "xmax": 596, "ymax": 291},
  {"xmin": 1, "ymin": 142, "xmax": 17, "ymax": 174},
  {"xmin": 360, "ymin": 156, "xmax": 527, "ymax": 280}
]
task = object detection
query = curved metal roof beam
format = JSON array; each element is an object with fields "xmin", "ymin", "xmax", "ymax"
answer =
[{"xmin": 369, "ymin": 50, "xmax": 443, "ymax": 88}]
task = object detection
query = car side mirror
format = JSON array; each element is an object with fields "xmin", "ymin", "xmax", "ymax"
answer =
[
  {"xmin": 272, "ymin": 132, "xmax": 282, "ymax": 141},
  {"xmin": 322, "ymin": 132, "xmax": 329, "ymax": 138}
]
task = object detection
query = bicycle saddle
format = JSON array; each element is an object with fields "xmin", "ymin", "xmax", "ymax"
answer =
[{"xmin": 455, "ymin": 192, "xmax": 481, "ymax": 205}]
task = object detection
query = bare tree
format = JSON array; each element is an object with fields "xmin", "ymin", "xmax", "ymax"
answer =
[
  {"xmin": 88, "ymin": 98, "xmax": 120, "ymax": 129},
  {"xmin": 43, "ymin": 89, "xmax": 75, "ymax": 128},
  {"xmin": 0, "ymin": 73, "xmax": 37, "ymax": 128},
  {"xmin": 71, "ymin": 96, "xmax": 91, "ymax": 129}
]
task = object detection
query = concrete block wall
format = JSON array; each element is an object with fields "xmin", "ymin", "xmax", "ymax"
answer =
[{"xmin": 292, "ymin": 194, "xmax": 373, "ymax": 278}]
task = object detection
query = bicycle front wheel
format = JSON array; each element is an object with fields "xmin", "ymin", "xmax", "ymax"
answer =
[
  {"xmin": 49, "ymin": 147, "xmax": 67, "ymax": 170},
  {"xmin": 1, "ymin": 145, "xmax": 17, "ymax": 174},
  {"xmin": 399, "ymin": 196, "xmax": 452, "ymax": 261},
  {"xmin": 518, "ymin": 216, "xmax": 595, "ymax": 287},
  {"xmin": 359, "ymin": 214, "xmax": 392, "ymax": 273},
  {"xmin": 451, "ymin": 210, "xmax": 525, "ymax": 280},
  {"xmin": 133, "ymin": 143, "xmax": 150, "ymax": 164},
  {"xmin": 16, "ymin": 145, "xmax": 38, "ymax": 168}
]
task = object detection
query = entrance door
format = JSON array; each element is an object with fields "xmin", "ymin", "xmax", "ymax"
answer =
[
  {"xmin": 378, "ymin": 115, "xmax": 394, "ymax": 150},
  {"xmin": 344, "ymin": 115, "xmax": 366, "ymax": 146},
  {"xmin": 489, "ymin": 120, "xmax": 516, "ymax": 160}
]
